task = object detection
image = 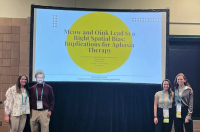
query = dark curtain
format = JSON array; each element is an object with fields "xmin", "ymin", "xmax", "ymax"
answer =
[
  {"xmin": 168, "ymin": 37, "xmax": 200, "ymax": 118},
  {"xmin": 25, "ymin": 83, "xmax": 160, "ymax": 132},
  {"xmin": 49, "ymin": 83, "xmax": 160, "ymax": 132}
]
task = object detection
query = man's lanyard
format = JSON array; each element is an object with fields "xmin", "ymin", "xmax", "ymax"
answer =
[
  {"xmin": 162, "ymin": 91, "xmax": 169, "ymax": 108},
  {"xmin": 36, "ymin": 88, "xmax": 43, "ymax": 101}
]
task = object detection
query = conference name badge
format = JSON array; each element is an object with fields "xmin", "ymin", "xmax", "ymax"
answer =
[
  {"xmin": 176, "ymin": 103, "xmax": 181, "ymax": 118},
  {"xmin": 21, "ymin": 103, "xmax": 26, "ymax": 114},
  {"xmin": 163, "ymin": 108, "xmax": 169, "ymax": 123},
  {"xmin": 37, "ymin": 101, "xmax": 43, "ymax": 109}
]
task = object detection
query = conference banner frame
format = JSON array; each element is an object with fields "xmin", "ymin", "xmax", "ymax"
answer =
[{"xmin": 29, "ymin": 4, "xmax": 170, "ymax": 85}]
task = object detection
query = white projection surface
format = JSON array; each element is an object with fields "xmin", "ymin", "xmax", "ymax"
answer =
[{"xmin": 32, "ymin": 8, "xmax": 167, "ymax": 84}]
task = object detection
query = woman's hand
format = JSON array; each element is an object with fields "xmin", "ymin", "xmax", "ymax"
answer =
[
  {"xmin": 4, "ymin": 115, "xmax": 9, "ymax": 123},
  {"xmin": 185, "ymin": 118, "xmax": 189, "ymax": 123},
  {"xmin": 154, "ymin": 117, "xmax": 158, "ymax": 124}
]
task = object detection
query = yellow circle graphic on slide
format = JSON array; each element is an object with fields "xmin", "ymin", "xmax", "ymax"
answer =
[{"xmin": 66, "ymin": 12, "xmax": 133, "ymax": 73}]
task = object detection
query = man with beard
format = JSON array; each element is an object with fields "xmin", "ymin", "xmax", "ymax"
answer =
[{"xmin": 29, "ymin": 71, "xmax": 55, "ymax": 132}]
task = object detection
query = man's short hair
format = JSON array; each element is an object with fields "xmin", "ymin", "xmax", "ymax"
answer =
[{"xmin": 35, "ymin": 70, "xmax": 45, "ymax": 78}]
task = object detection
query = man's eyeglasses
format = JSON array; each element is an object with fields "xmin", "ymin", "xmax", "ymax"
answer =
[{"xmin": 36, "ymin": 77, "xmax": 44, "ymax": 79}]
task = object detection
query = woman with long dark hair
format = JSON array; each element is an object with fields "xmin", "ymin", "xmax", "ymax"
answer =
[
  {"xmin": 4, "ymin": 74, "xmax": 30, "ymax": 132},
  {"xmin": 154, "ymin": 79, "xmax": 174, "ymax": 132},
  {"xmin": 174, "ymin": 73, "xmax": 193, "ymax": 132}
]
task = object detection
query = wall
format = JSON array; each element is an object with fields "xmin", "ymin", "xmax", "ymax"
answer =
[
  {"xmin": 0, "ymin": 17, "xmax": 30, "ymax": 132},
  {"xmin": 0, "ymin": 0, "xmax": 200, "ymax": 35}
]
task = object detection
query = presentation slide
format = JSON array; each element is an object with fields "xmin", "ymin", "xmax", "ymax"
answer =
[{"xmin": 32, "ymin": 8, "xmax": 167, "ymax": 84}]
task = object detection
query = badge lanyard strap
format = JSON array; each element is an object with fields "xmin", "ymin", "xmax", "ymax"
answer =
[
  {"xmin": 162, "ymin": 91, "xmax": 169, "ymax": 108},
  {"xmin": 21, "ymin": 88, "xmax": 27, "ymax": 104},
  {"xmin": 176, "ymin": 85, "xmax": 185, "ymax": 104},
  {"xmin": 36, "ymin": 88, "xmax": 43, "ymax": 101}
]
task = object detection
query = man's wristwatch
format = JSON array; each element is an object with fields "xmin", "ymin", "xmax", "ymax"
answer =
[{"xmin": 154, "ymin": 116, "xmax": 157, "ymax": 118}]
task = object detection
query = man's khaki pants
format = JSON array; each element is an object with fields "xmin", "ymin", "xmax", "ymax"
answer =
[{"xmin": 30, "ymin": 109, "xmax": 50, "ymax": 132}]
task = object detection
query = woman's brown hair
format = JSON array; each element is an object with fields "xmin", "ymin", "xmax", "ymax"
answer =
[
  {"xmin": 16, "ymin": 74, "xmax": 29, "ymax": 96},
  {"xmin": 162, "ymin": 79, "xmax": 173, "ymax": 99},
  {"xmin": 174, "ymin": 73, "xmax": 191, "ymax": 89}
]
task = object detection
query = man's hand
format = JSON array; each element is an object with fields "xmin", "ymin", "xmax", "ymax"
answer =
[{"xmin": 47, "ymin": 111, "xmax": 51, "ymax": 118}]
